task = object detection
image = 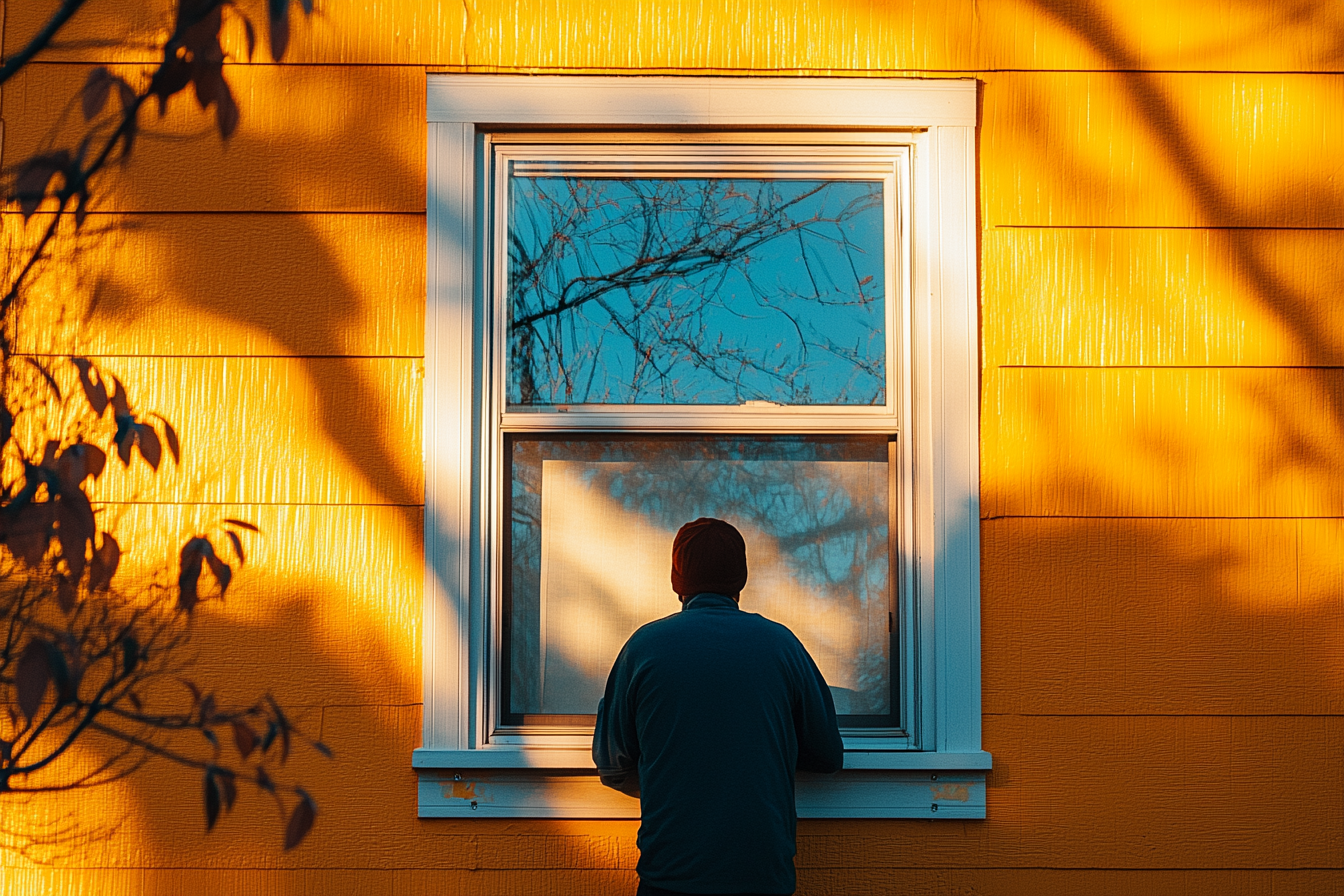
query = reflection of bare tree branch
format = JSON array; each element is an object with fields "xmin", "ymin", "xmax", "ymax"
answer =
[
  {"xmin": 508, "ymin": 177, "xmax": 886, "ymax": 405},
  {"xmin": 506, "ymin": 437, "xmax": 893, "ymax": 715}
]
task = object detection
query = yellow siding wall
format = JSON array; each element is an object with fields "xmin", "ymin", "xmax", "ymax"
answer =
[{"xmin": 4, "ymin": 0, "xmax": 1343, "ymax": 892}]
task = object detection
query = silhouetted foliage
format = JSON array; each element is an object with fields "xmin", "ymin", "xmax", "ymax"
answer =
[{"xmin": 0, "ymin": 0, "xmax": 326, "ymax": 852}]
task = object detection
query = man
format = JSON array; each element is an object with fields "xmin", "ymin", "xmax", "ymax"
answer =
[{"xmin": 593, "ymin": 517, "xmax": 845, "ymax": 896}]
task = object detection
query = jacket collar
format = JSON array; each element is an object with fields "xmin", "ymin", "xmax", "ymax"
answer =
[{"xmin": 681, "ymin": 592, "xmax": 739, "ymax": 612}]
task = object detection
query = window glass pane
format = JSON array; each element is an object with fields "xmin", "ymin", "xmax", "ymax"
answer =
[
  {"xmin": 506, "ymin": 172, "xmax": 887, "ymax": 406},
  {"xmin": 504, "ymin": 436, "xmax": 894, "ymax": 726}
]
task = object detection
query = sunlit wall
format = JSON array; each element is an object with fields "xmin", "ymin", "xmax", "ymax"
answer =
[{"xmin": 3, "ymin": 0, "xmax": 1343, "ymax": 892}]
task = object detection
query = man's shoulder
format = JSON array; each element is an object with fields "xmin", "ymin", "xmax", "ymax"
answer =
[{"xmin": 629, "ymin": 606, "xmax": 804, "ymax": 650}]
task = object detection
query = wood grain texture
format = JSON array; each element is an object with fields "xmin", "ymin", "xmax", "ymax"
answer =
[
  {"xmin": 797, "ymin": 869, "xmax": 1344, "ymax": 896},
  {"xmin": 1, "ymin": 64, "xmax": 424, "ymax": 213},
  {"xmin": 982, "ymin": 72, "xmax": 1344, "ymax": 228},
  {"xmin": 974, "ymin": 0, "xmax": 1344, "ymax": 74},
  {"xmin": 11, "ymin": 0, "xmax": 1344, "ymax": 73},
  {"xmin": 984, "ymin": 366, "xmax": 1344, "ymax": 518},
  {"xmin": 5, "ymin": 711, "xmax": 1340, "ymax": 878},
  {"xmin": 102, "ymin": 503, "xmax": 423, "ymax": 706},
  {"xmin": 982, "ymin": 517, "xmax": 1344, "ymax": 715},
  {"xmin": 798, "ymin": 715, "xmax": 1344, "ymax": 869},
  {"xmin": 12, "ymin": 212, "xmax": 424, "ymax": 356},
  {"xmin": 10, "ymin": 867, "xmax": 1344, "ymax": 896},
  {"xmin": 14, "ymin": 356, "xmax": 422, "ymax": 505},
  {"xmin": 984, "ymin": 228, "xmax": 1344, "ymax": 368}
]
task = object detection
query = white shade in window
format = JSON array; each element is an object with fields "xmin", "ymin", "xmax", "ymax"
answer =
[{"xmin": 536, "ymin": 459, "xmax": 891, "ymax": 716}]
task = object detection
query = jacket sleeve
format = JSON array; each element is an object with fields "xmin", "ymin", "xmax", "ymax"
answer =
[
  {"xmin": 593, "ymin": 644, "xmax": 642, "ymax": 796},
  {"xmin": 792, "ymin": 641, "xmax": 845, "ymax": 774}
]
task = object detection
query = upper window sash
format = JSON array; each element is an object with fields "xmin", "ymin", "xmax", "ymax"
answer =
[{"xmin": 488, "ymin": 139, "xmax": 912, "ymax": 432}]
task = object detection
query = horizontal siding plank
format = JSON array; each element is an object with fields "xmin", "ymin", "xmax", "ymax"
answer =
[
  {"xmin": 974, "ymin": 0, "xmax": 1344, "ymax": 74},
  {"xmin": 12, "ymin": 867, "xmax": 1343, "ymax": 896},
  {"xmin": 3, "ymin": 868, "xmax": 639, "ymax": 896},
  {"xmin": 799, "ymin": 715, "xmax": 1344, "ymax": 869},
  {"xmin": 799, "ymin": 868, "xmax": 1344, "ymax": 896},
  {"xmin": 13, "ymin": 213, "xmax": 424, "ymax": 357},
  {"xmin": 981, "ymin": 517, "xmax": 1344, "ymax": 715},
  {"xmin": 101, "ymin": 503, "xmax": 423, "ymax": 706},
  {"xmin": 3, "ymin": 711, "xmax": 1339, "ymax": 872},
  {"xmin": 984, "ymin": 366, "xmax": 1344, "ymax": 518},
  {"xmin": 5, "ymin": 0, "xmax": 978, "ymax": 70},
  {"xmin": 12, "ymin": 0, "xmax": 1344, "ymax": 73},
  {"xmin": 984, "ymin": 228, "xmax": 1344, "ymax": 368},
  {"xmin": 13, "ymin": 356, "xmax": 421, "ymax": 505},
  {"xmin": 1, "ymin": 64, "xmax": 424, "ymax": 213},
  {"xmin": 982, "ymin": 72, "xmax": 1344, "ymax": 228}
]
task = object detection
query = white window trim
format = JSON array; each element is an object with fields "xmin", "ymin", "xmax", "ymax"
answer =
[{"xmin": 416, "ymin": 75, "xmax": 988, "ymax": 819}]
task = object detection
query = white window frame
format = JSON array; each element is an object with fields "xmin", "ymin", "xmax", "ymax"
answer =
[{"xmin": 415, "ymin": 75, "xmax": 988, "ymax": 819}]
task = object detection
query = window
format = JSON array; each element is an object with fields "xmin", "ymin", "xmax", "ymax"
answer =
[{"xmin": 416, "ymin": 76, "xmax": 988, "ymax": 819}]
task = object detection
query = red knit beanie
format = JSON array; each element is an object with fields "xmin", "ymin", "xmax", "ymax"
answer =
[{"xmin": 671, "ymin": 518, "xmax": 748, "ymax": 598}]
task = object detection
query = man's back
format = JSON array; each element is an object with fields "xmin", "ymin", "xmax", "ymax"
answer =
[{"xmin": 594, "ymin": 593, "xmax": 844, "ymax": 895}]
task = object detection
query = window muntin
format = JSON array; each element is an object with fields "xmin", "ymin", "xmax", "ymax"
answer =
[
  {"xmin": 485, "ymin": 137, "xmax": 916, "ymax": 748},
  {"xmin": 501, "ymin": 434, "xmax": 901, "ymax": 730}
]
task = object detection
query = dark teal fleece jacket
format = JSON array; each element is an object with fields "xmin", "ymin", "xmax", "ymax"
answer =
[{"xmin": 593, "ymin": 593, "xmax": 844, "ymax": 895}]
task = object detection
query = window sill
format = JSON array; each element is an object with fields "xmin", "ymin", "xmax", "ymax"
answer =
[
  {"xmin": 413, "ymin": 749, "xmax": 990, "ymax": 819},
  {"xmin": 412, "ymin": 747, "xmax": 991, "ymax": 771}
]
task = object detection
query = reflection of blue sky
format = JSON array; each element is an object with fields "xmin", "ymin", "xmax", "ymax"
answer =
[
  {"xmin": 507, "ymin": 176, "xmax": 886, "ymax": 405},
  {"xmin": 508, "ymin": 437, "xmax": 893, "ymax": 717}
]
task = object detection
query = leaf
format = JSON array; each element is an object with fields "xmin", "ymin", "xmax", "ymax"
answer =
[
  {"xmin": 54, "ymin": 488, "xmax": 96, "ymax": 580},
  {"xmin": 13, "ymin": 151, "xmax": 70, "ymax": 219},
  {"xmin": 127, "ymin": 691, "xmax": 143, "ymax": 712},
  {"xmin": 215, "ymin": 82, "xmax": 239, "ymax": 139},
  {"xmin": 204, "ymin": 769, "xmax": 222, "ymax": 831},
  {"xmin": 178, "ymin": 538, "xmax": 209, "ymax": 611},
  {"xmin": 82, "ymin": 68, "xmax": 114, "ymax": 120},
  {"xmin": 206, "ymin": 553, "xmax": 232, "ymax": 596},
  {"xmin": 23, "ymin": 357, "xmax": 62, "ymax": 400},
  {"xmin": 313, "ymin": 741, "xmax": 333, "ymax": 759},
  {"xmin": 232, "ymin": 720, "xmax": 257, "ymax": 758},
  {"xmin": 57, "ymin": 442, "xmax": 107, "ymax": 489},
  {"xmin": 43, "ymin": 641, "xmax": 73, "ymax": 705},
  {"xmin": 135, "ymin": 422, "xmax": 162, "ymax": 471},
  {"xmin": 199, "ymin": 694, "xmax": 216, "ymax": 725},
  {"xmin": 224, "ymin": 529, "xmax": 245, "ymax": 565},
  {"xmin": 222, "ymin": 518, "xmax": 259, "ymax": 533},
  {"xmin": 267, "ymin": 0, "xmax": 290, "ymax": 61},
  {"xmin": 283, "ymin": 789, "xmax": 316, "ymax": 850},
  {"xmin": 0, "ymin": 405, "xmax": 12, "ymax": 449},
  {"xmin": 219, "ymin": 770, "xmax": 237, "ymax": 810},
  {"xmin": 71, "ymin": 358, "xmax": 109, "ymax": 415},
  {"xmin": 148, "ymin": 414, "xmax": 180, "ymax": 463},
  {"xmin": 109, "ymin": 377, "xmax": 130, "ymax": 418},
  {"xmin": 114, "ymin": 416, "xmax": 135, "ymax": 466},
  {"xmin": 9, "ymin": 502, "xmax": 55, "ymax": 567},
  {"xmin": 122, "ymin": 635, "xmax": 139, "ymax": 675},
  {"xmin": 90, "ymin": 534, "xmax": 121, "ymax": 592},
  {"xmin": 255, "ymin": 766, "xmax": 275, "ymax": 793},
  {"xmin": 16, "ymin": 641, "xmax": 51, "ymax": 721},
  {"xmin": 56, "ymin": 639, "xmax": 81, "ymax": 703},
  {"xmin": 116, "ymin": 79, "xmax": 137, "ymax": 112},
  {"xmin": 259, "ymin": 720, "xmax": 278, "ymax": 754},
  {"xmin": 243, "ymin": 17, "xmax": 257, "ymax": 61},
  {"xmin": 267, "ymin": 695, "xmax": 291, "ymax": 762},
  {"xmin": 119, "ymin": 108, "xmax": 139, "ymax": 159}
]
